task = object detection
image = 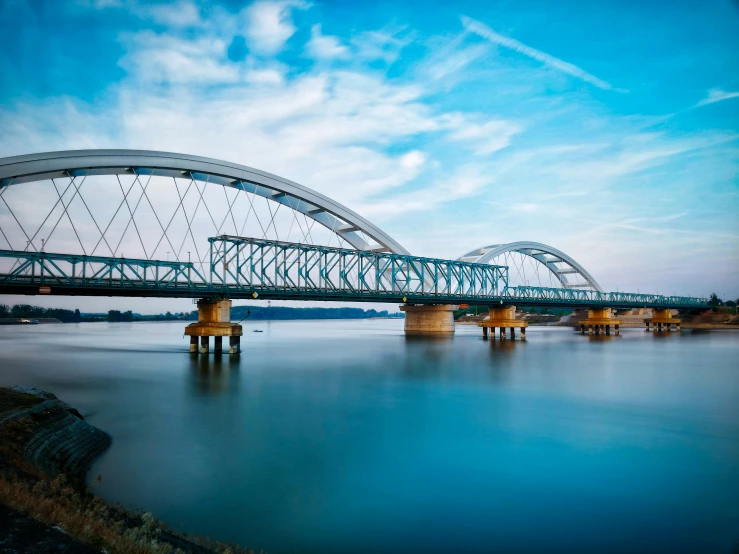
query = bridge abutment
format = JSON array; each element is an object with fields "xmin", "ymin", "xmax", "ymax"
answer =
[
  {"xmin": 400, "ymin": 304, "xmax": 457, "ymax": 335},
  {"xmin": 185, "ymin": 299, "xmax": 242, "ymax": 355},
  {"xmin": 478, "ymin": 306, "xmax": 528, "ymax": 340}
]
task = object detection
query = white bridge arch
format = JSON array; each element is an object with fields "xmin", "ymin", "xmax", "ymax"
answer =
[
  {"xmin": 0, "ymin": 149, "xmax": 409, "ymax": 256},
  {"xmin": 458, "ymin": 241, "xmax": 603, "ymax": 292}
]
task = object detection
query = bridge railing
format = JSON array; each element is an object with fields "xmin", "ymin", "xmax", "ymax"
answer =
[{"xmin": 209, "ymin": 236, "xmax": 509, "ymax": 300}]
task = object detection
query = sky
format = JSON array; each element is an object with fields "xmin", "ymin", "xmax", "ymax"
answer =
[{"xmin": 0, "ymin": 0, "xmax": 737, "ymax": 313}]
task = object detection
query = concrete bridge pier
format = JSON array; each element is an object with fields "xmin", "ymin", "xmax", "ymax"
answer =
[
  {"xmin": 185, "ymin": 299, "xmax": 242, "ymax": 355},
  {"xmin": 478, "ymin": 306, "xmax": 528, "ymax": 340},
  {"xmin": 400, "ymin": 304, "xmax": 457, "ymax": 335},
  {"xmin": 645, "ymin": 309, "xmax": 680, "ymax": 331},
  {"xmin": 579, "ymin": 308, "xmax": 621, "ymax": 336}
]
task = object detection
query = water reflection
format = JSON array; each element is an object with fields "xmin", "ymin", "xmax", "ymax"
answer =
[
  {"xmin": 586, "ymin": 333, "xmax": 620, "ymax": 342},
  {"xmin": 488, "ymin": 337, "xmax": 519, "ymax": 354},
  {"xmin": 189, "ymin": 353, "xmax": 239, "ymax": 395}
]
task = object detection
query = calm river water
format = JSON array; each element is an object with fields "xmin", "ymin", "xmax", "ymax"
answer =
[{"xmin": 1, "ymin": 320, "xmax": 738, "ymax": 553}]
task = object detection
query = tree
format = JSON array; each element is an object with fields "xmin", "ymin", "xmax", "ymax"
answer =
[{"xmin": 708, "ymin": 293, "xmax": 723, "ymax": 307}]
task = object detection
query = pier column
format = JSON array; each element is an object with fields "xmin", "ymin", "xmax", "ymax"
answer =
[
  {"xmin": 190, "ymin": 335, "xmax": 198, "ymax": 353},
  {"xmin": 185, "ymin": 298, "xmax": 243, "ymax": 354},
  {"xmin": 644, "ymin": 309, "xmax": 680, "ymax": 332},
  {"xmin": 478, "ymin": 306, "xmax": 528, "ymax": 340},
  {"xmin": 579, "ymin": 308, "xmax": 620, "ymax": 338},
  {"xmin": 482, "ymin": 326, "xmax": 488, "ymax": 340},
  {"xmin": 229, "ymin": 336, "xmax": 241, "ymax": 355},
  {"xmin": 400, "ymin": 304, "xmax": 457, "ymax": 335}
]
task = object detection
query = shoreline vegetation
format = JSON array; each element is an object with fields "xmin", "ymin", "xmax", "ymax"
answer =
[
  {"xmin": 0, "ymin": 303, "xmax": 404, "ymax": 323},
  {"xmin": 0, "ymin": 386, "xmax": 255, "ymax": 553}
]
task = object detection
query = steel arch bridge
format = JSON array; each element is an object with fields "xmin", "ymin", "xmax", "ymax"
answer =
[
  {"xmin": 0, "ymin": 150, "xmax": 706, "ymax": 309},
  {"xmin": 458, "ymin": 242, "xmax": 603, "ymax": 292}
]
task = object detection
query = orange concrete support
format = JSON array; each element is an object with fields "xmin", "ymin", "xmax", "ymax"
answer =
[
  {"xmin": 578, "ymin": 307, "xmax": 621, "ymax": 336},
  {"xmin": 400, "ymin": 304, "xmax": 457, "ymax": 335},
  {"xmin": 185, "ymin": 299, "xmax": 242, "ymax": 354},
  {"xmin": 478, "ymin": 305, "xmax": 528, "ymax": 340},
  {"xmin": 645, "ymin": 308, "xmax": 681, "ymax": 331}
]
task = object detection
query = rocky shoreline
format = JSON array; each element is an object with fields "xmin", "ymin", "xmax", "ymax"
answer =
[{"xmin": 0, "ymin": 386, "xmax": 253, "ymax": 554}]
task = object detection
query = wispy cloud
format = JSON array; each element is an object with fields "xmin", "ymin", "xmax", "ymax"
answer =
[
  {"xmin": 306, "ymin": 24, "xmax": 349, "ymax": 59},
  {"xmin": 696, "ymin": 88, "xmax": 739, "ymax": 107},
  {"xmin": 420, "ymin": 33, "xmax": 490, "ymax": 82},
  {"xmin": 350, "ymin": 24, "xmax": 414, "ymax": 64},
  {"xmin": 445, "ymin": 115, "xmax": 522, "ymax": 156},
  {"xmin": 460, "ymin": 15, "xmax": 616, "ymax": 91},
  {"xmin": 245, "ymin": 0, "xmax": 310, "ymax": 55},
  {"xmin": 146, "ymin": 1, "xmax": 201, "ymax": 28}
]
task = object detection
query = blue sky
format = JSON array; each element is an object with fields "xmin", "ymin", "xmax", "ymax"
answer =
[{"xmin": 0, "ymin": 0, "xmax": 737, "ymax": 311}]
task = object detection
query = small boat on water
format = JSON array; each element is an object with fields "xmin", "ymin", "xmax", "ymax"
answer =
[
  {"xmin": 0, "ymin": 318, "xmax": 40, "ymax": 325},
  {"xmin": 253, "ymin": 330, "xmax": 263, "ymax": 333}
]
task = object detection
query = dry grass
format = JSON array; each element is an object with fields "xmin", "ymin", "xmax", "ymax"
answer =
[{"xmin": 0, "ymin": 463, "xmax": 257, "ymax": 554}]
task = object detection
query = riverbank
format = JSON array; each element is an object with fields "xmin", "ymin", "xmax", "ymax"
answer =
[{"xmin": 0, "ymin": 386, "xmax": 253, "ymax": 554}]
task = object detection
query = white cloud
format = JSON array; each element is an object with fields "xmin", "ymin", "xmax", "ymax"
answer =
[
  {"xmin": 361, "ymin": 163, "xmax": 495, "ymax": 217},
  {"xmin": 400, "ymin": 150, "xmax": 426, "ymax": 171},
  {"xmin": 461, "ymin": 15, "xmax": 615, "ymax": 91},
  {"xmin": 350, "ymin": 25, "xmax": 414, "ymax": 64},
  {"xmin": 696, "ymin": 88, "xmax": 739, "ymax": 107},
  {"xmin": 147, "ymin": 1, "xmax": 201, "ymax": 28},
  {"xmin": 245, "ymin": 0, "xmax": 310, "ymax": 55},
  {"xmin": 306, "ymin": 24, "xmax": 349, "ymax": 59},
  {"xmin": 120, "ymin": 33, "xmax": 239, "ymax": 84},
  {"xmin": 77, "ymin": 0, "xmax": 123, "ymax": 8},
  {"xmin": 446, "ymin": 116, "xmax": 522, "ymax": 156}
]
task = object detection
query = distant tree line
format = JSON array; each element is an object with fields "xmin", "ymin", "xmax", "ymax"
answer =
[
  {"xmin": 0, "ymin": 303, "xmax": 402, "ymax": 322},
  {"xmin": 107, "ymin": 310, "xmax": 134, "ymax": 322},
  {"xmin": 0, "ymin": 304, "xmax": 82, "ymax": 322},
  {"xmin": 230, "ymin": 305, "xmax": 402, "ymax": 320}
]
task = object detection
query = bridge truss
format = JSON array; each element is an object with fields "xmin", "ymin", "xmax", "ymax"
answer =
[{"xmin": 0, "ymin": 239, "xmax": 707, "ymax": 309}]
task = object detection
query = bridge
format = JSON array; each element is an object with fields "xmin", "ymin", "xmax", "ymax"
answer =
[{"xmin": 0, "ymin": 150, "xmax": 706, "ymax": 349}]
